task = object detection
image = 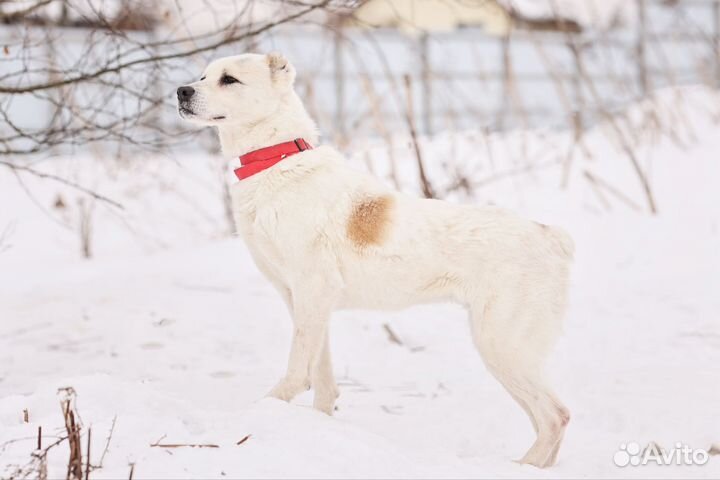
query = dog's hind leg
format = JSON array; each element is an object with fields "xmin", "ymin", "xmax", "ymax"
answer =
[
  {"xmin": 470, "ymin": 296, "xmax": 570, "ymax": 468},
  {"xmin": 490, "ymin": 364, "xmax": 569, "ymax": 468}
]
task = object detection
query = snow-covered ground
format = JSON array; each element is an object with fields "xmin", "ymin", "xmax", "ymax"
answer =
[{"xmin": 1, "ymin": 86, "xmax": 719, "ymax": 478}]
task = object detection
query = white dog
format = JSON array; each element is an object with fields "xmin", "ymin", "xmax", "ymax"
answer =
[{"xmin": 177, "ymin": 52, "xmax": 574, "ymax": 468}]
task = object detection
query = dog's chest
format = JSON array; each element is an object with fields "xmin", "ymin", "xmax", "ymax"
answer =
[
  {"xmin": 232, "ymin": 189, "xmax": 285, "ymax": 255},
  {"xmin": 230, "ymin": 179, "xmax": 340, "ymax": 270}
]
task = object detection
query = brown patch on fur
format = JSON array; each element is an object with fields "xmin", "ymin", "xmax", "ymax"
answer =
[{"xmin": 347, "ymin": 195, "xmax": 393, "ymax": 248}]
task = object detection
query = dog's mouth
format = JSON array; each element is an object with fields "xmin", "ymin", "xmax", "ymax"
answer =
[{"xmin": 178, "ymin": 105, "xmax": 226, "ymax": 123}]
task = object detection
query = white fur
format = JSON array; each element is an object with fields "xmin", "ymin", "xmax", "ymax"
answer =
[{"xmin": 178, "ymin": 53, "xmax": 575, "ymax": 468}]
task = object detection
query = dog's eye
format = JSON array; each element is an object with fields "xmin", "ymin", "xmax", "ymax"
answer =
[
  {"xmin": 200, "ymin": 76, "xmax": 206, "ymax": 81},
  {"xmin": 220, "ymin": 75, "xmax": 241, "ymax": 85}
]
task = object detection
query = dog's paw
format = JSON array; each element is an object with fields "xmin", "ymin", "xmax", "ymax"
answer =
[
  {"xmin": 266, "ymin": 385, "xmax": 292, "ymax": 402},
  {"xmin": 312, "ymin": 385, "xmax": 340, "ymax": 415},
  {"xmin": 312, "ymin": 396, "xmax": 336, "ymax": 415},
  {"xmin": 266, "ymin": 378, "xmax": 308, "ymax": 402},
  {"xmin": 515, "ymin": 449, "xmax": 556, "ymax": 469}
]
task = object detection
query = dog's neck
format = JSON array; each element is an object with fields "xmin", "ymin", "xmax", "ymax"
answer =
[{"xmin": 216, "ymin": 92, "xmax": 319, "ymax": 158}]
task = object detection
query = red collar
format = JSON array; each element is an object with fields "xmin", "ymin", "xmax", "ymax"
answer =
[{"xmin": 234, "ymin": 138, "xmax": 313, "ymax": 180}]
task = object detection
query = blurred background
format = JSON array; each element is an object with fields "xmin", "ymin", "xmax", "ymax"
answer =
[
  {"xmin": 1, "ymin": 0, "xmax": 720, "ymax": 255},
  {"xmin": 2, "ymin": 0, "xmax": 720, "ymax": 256},
  {"xmin": 1, "ymin": 2, "xmax": 719, "ymax": 478}
]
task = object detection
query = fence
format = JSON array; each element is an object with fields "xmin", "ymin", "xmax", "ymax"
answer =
[
  {"xmin": 1, "ymin": 0, "xmax": 719, "ymax": 156},
  {"xmin": 258, "ymin": 0, "xmax": 720, "ymax": 146}
]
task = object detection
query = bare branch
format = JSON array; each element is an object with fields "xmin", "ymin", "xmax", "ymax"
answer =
[
  {"xmin": 0, "ymin": 160, "xmax": 124, "ymax": 209},
  {"xmin": 0, "ymin": 1, "xmax": 332, "ymax": 94}
]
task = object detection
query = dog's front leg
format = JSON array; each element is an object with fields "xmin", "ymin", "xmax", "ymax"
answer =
[
  {"xmin": 267, "ymin": 274, "xmax": 338, "ymax": 405},
  {"xmin": 312, "ymin": 334, "xmax": 339, "ymax": 415}
]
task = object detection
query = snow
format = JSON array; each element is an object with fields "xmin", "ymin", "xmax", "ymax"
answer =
[{"xmin": 1, "ymin": 86, "xmax": 720, "ymax": 478}]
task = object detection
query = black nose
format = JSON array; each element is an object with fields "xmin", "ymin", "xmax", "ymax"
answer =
[{"xmin": 177, "ymin": 86, "xmax": 195, "ymax": 101}]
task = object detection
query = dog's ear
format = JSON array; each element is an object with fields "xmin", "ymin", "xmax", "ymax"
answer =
[{"xmin": 266, "ymin": 52, "xmax": 296, "ymax": 88}]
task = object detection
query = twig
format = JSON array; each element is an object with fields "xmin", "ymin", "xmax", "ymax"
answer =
[
  {"xmin": 0, "ymin": 221, "xmax": 15, "ymax": 254},
  {"xmin": 558, "ymin": 33, "xmax": 658, "ymax": 213},
  {"xmin": 0, "ymin": 1, "xmax": 332, "ymax": 94},
  {"xmin": 358, "ymin": 74, "xmax": 400, "ymax": 189},
  {"xmin": 402, "ymin": 74, "xmax": 435, "ymax": 199},
  {"xmin": 128, "ymin": 463, "xmax": 135, "ymax": 480},
  {"xmin": 149, "ymin": 433, "xmax": 219, "ymax": 449},
  {"xmin": 59, "ymin": 388, "xmax": 83, "ymax": 480},
  {"xmin": 4, "ymin": 434, "xmax": 68, "ymax": 480},
  {"xmin": 77, "ymin": 198, "xmax": 96, "ymax": 259},
  {"xmin": 584, "ymin": 172, "xmax": 612, "ymax": 211},
  {"xmin": 583, "ymin": 170, "xmax": 642, "ymax": 212},
  {"xmin": 382, "ymin": 324, "xmax": 403, "ymax": 346},
  {"xmin": 0, "ymin": 160, "xmax": 124, "ymax": 210},
  {"xmin": 236, "ymin": 435, "xmax": 251, "ymax": 446},
  {"xmin": 0, "ymin": 388, "xmax": 85, "ymax": 480},
  {"xmin": 96, "ymin": 416, "xmax": 117, "ymax": 469},
  {"xmin": 85, "ymin": 428, "xmax": 91, "ymax": 480},
  {"xmin": 0, "ymin": 0, "xmax": 54, "ymax": 22},
  {"xmin": 150, "ymin": 442, "xmax": 220, "ymax": 449}
]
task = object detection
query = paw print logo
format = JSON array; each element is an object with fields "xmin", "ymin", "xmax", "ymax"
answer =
[{"xmin": 614, "ymin": 442, "xmax": 641, "ymax": 467}]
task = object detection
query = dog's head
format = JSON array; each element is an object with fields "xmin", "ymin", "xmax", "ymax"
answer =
[{"xmin": 176, "ymin": 53, "xmax": 296, "ymax": 126}]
